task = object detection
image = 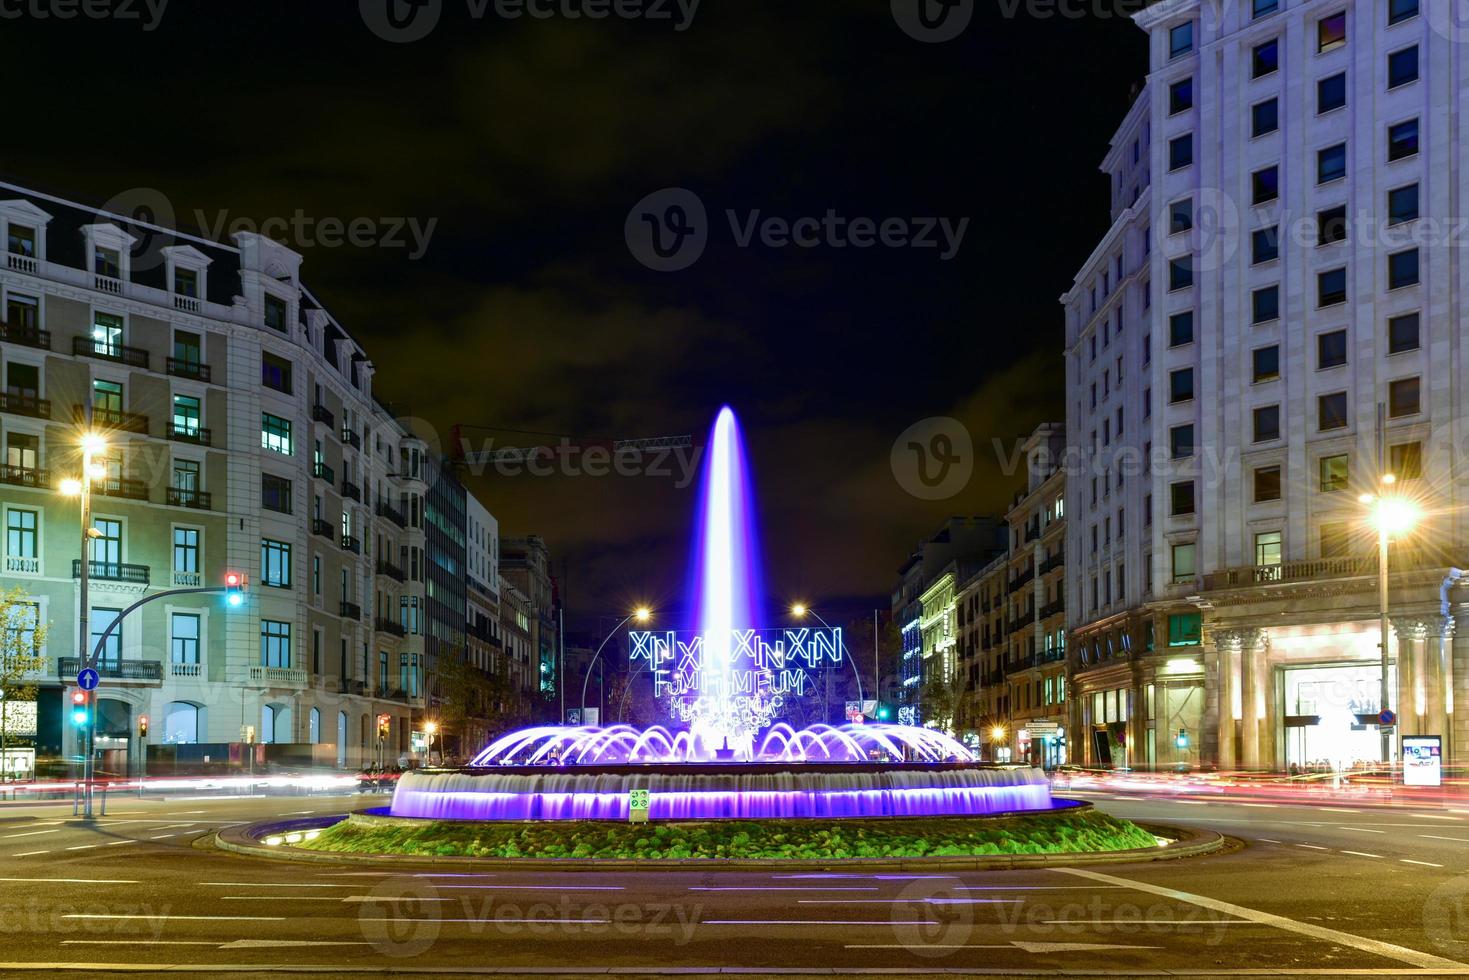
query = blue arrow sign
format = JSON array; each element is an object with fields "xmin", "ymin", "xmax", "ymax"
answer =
[{"xmin": 76, "ymin": 668, "xmax": 99, "ymax": 692}]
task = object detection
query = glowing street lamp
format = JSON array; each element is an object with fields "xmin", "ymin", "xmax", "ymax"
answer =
[
  {"xmin": 60, "ymin": 430, "xmax": 107, "ymax": 818},
  {"xmin": 579, "ymin": 607, "xmax": 654, "ymax": 723},
  {"xmin": 790, "ymin": 603, "xmax": 808, "ymax": 618},
  {"xmin": 990, "ymin": 724, "xmax": 1008, "ymax": 744},
  {"xmin": 1360, "ymin": 476, "xmax": 1420, "ymax": 771}
]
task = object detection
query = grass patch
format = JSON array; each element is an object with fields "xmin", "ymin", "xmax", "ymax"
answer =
[{"xmin": 296, "ymin": 808, "xmax": 1157, "ymax": 861}]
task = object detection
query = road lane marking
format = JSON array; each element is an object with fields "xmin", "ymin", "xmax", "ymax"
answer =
[
  {"xmin": 1417, "ymin": 814, "xmax": 1463, "ymax": 821},
  {"xmin": 1055, "ymin": 867, "xmax": 1465, "ymax": 970},
  {"xmin": 1340, "ymin": 827, "xmax": 1387, "ymax": 833},
  {"xmin": 62, "ymin": 914, "xmax": 286, "ymax": 922},
  {"xmin": 1318, "ymin": 808, "xmax": 1359, "ymax": 814},
  {"xmin": 1402, "ymin": 859, "xmax": 1444, "ymax": 868},
  {"xmin": 1295, "ymin": 844, "xmax": 1329, "ymax": 850},
  {"xmin": 1341, "ymin": 851, "xmax": 1383, "ymax": 858},
  {"xmin": 60, "ymin": 941, "xmax": 216, "ymax": 947},
  {"xmin": 1419, "ymin": 835, "xmax": 1469, "ymax": 843},
  {"xmin": 0, "ymin": 877, "xmax": 138, "ymax": 883},
  {"xmin": 219, "ymin": 940, "xmax": 368, "ymax": 949},
  {"xmin": 149, "ymin": 835, "xmax": 175, "ymax": 840},
  {"xmin": 1258, "ymin": 838, "xmax": 1281, "ymax": 844},
  {"xmin": 11, "ymin": 851, "xmax": 49, "ymax": 857},
  {"xmin": 689, "ymin": 886, "xmax": 877, "ymax": 892},
  {"xmin": 1237, "ymin": 803, "xmax": 1278, "ymax": 808},
  {"xmin": 1041, "ymin": 920, "xmax": 1257, "ymax": 926},
  {"xmin": 62, "ymin": 845, "xmax": 98, "ymax": 851},
  {"xmin": 796, "ymin": 899, "xmax": 1021, "ymax": 905},
  {"xmin": 0, "ymin": 830, "xmax": 59, "ymax": 840},
  {"xmin": 103, "ymin": 841, "xmax": 136, "ymax": 847},
  {"xmin": 200, "ymin": 882, "xmax": 353, "ymax": 888}
]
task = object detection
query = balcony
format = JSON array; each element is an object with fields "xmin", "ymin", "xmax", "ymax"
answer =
[
  {"xmin": 0, "ymin": 322, "xmax": 50, "ymax": 350},
  {"xmin": 1039, "ymin": 552, "xmax": 1064, "ymax": 575},
  {"xmin": 376, "ymin": 617, "xmax": 407, "ymax": 638},
  {"xmin": 57, "ymin": 657, "xmax": 162, "ymax": 682},
  {"xmin": 93, "ymin": 476, "xmax": 148, "ymax": 501},
  {"xmin": 72, "ymin": 335, "xmax": 148, "ymax": 369},
  {"xmin": 341, "ymin": 479, "xmax": 361, "ymax": 502},
  {"xmin": 1007, "ymin": 567, "xmax": 1035, "ymax": 594},
  {"xmin": 72, "ymin": 560, "xmax": 150, "ymax": 585},
  {"xmin": 1039, "ymin": 598, "xmax": 1066, "ymax": 620},
  {"xmin": 0, "ymin": 391, "xmax": 50, "ymax": 419},
  {"xmin": 166, "ymin": 357, "xmax": 212, "ymax": 383},
  {"xmin": 166, "ymin": 487, "xmax": 212, "ymax": 510},
  {"xmin": 93, "ymin": 273, "xmax": 123, "ymax": 295},
  {"xmin": 5, "ymin": 252, "xmax": 38, "ymax": 275},
  {"xmin": 248, "ymin": 665, "xmax": 307, "ymax": 688},
  {"xmin": 376, "ymin": 502, "xmax": 406, "ymax": 528},
  {"xmin": 341, "ymin": 534, "xmax": 360, "ymax": 555},
  {"xmin": 173, "ymin": 293, "xmax": 201, "ymax": 314},
  {"xmin": 0, "ymin": 465, "xmax": 48, "ymax": 489},
  {"xmin": 312, "ymin": 518, "xmax": 334, "ymax": 540},
  {"xmin": 1024, "ymin": 524, "xmax": 1041, "ymax": 542},
  {"xmin": 341, "ymin": 428, "xmax": 362, "ymax": 451},
  {"xmin": 5, "ymin": 556, "xmax": 39, "ymax": 575},
  {"xmin": 1200, "ymin": 556, "xmax": 1407, "ymax": 592},
  {"xmin": 168, "ymin": 423, "xmax": 212, "ymax": 446},
  {"xmin": 76, "ymin": 405, "xmax": 148, "ymax": 434},
  {"xmin": 313, "ymin": 461, "xmax": 335, "ymax": 483},
  {"xmin": 340, "ymin": 601, "xmax": 363, "ymax": 621},
  {"xmin": 172, "ymin": 570, "xmax": 202, "ymax": 587},
  {"xmin": 376, "ymin": 559, "xmax": 406, "ymax": 583},
  {"xmin": 311, "ymin": 404, "xmax": 335, "ymax": 427},
  {"xmin": 169, "ymin": 661, "xmax": 203, "ymax": 679}
]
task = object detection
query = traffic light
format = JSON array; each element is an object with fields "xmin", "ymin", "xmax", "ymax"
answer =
[
  {"xmin": 225, "ymin": 571, "xmax": 248, "ymax": 607},
  {"xmin": 70, "ymin": 689, "xmax": 89, "ymax": 728},
  {"xmin": 376, "ymin": 713, "xmax": 391, "ymax": 740},
  {"xmin": 1176, "ymin": 728, "xmax": 1190, "ymax": 749},
  {"xmin": 138, "ymin": 715, "xmax": 149, "ymax": 739}
]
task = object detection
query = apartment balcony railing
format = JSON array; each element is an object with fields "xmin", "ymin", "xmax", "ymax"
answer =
[
  {"xmin": 313, "ymin": 461, "xmax": 335, "ymax": 483},
  {"xmin": 5, "ymin": 253, "xmax": 38, "ymax": 275},
  {"xmin": 168, "ymin": 423, "xmax": 211, "ymax": 446},
  {"xmin": 93, "ymin": 476, "xmax": 148, "ymax": 501},
  {"xmin": 169, "ymin": 661, "xmax": 202, "ymax": 679},
  {"xmin": 340, "ymin": 601, "xmax": 363, "ymax": 621},
  {"xmin": 0, "ymin": 391, "xmax": 50, "ymax": 419},
  {"xmin": 77, "ymin": 405, "xmax": 148, "ymax": 434},
  {"xmin": 166, "ymin": 487, "xmax": 211, "ymax": 510},
  {"xmin": 1007, "ymin": 568, "xmax": 1035, "ymax": 594},
  {"xmin": 1024, "ymin": 524, "xmax": 1041, "ymax": 542},
  {"xmin": 93, "ymin": 273, "xmax": 123, "ymax": 295},
  {"xmin": 341, "ymin": 479, "xmax": 361, "ymax": 502},
  {"xmin": 376, "ymin": 559, "xmax": 406, "ymax": 583},
  {"xmin": 57, "ymin": 657, "xmax": 161, "ymax": 682},
  {"xmin": 72, "ymin": 335, "xmax": 148, "ymax": 369},
  {"xmin": 375, "ymin": 617, "xmax": 407, "ymax": 638},
  {"xmin": 312, "ymin": 518, "xmax": 335, "ymax": 540},
  {"xmin": 340, "ymin": 534, "xmax": 360, "ymax": 555},
  {"xmin": 1039, "ymin": 552, "xmax": 1064, "ymax": 575},
  {"xmin": 311, "ymin": 404, "xmax": 335, "ymax": 427},
  {"xmin": 72, "ymin": 560, "xmax": 149, "ymax": 585},
  {"xmin": 1200, "ymin": 554, "xmax": 1430, "ymax": 592},
  {"xmin": 172, "ymin": 570, "xmax": 202, "ymax": 587},
  {"xmin": 1039, "ymin": 598, "xmax": 1066, "ymax": 620},
  {"xmin": 0, "ymin": 322, "xmax": 50, "ymax": 350},
  {"xmin": 166, "ymin": 357, "xmax": 212, "ymax": 383},
  {"xmin": 376, "ymin": 502, "xmax": 406, "ymax": 528},
  {"xmin": 341, "ymin": 428, "xmax": 362, "ymax": 451},
  {"xmin": 5, "ymin": 556, "xmax": 39, "ymax": 574},
  {"xmin": 0, "ymin": 464, "xmax": 48, "ymax": 489},
  {"xmin": 248, "ymin": 665, "xmax": 307, "ymax": 688}
]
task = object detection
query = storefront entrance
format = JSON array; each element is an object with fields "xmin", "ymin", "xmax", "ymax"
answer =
[{"xmin": 1283, "ymin": 663, "xmax": 1390, "ymax": 772}]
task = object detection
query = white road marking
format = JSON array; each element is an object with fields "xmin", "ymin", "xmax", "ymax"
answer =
[
  {"xmin": 11, "ymin": 851, "xmax": 49, "ymax": 857},
  {"xmin": 1318, "ymin": 808, "xmax": 1359, "ymax": 814},
  {"xmin": 1419, "ymin": 835, "xmax": 1469, "ymax": 843},
  {"xmin": 689, "ymin": 886, "xmax": 877, "ymax": 892},
  {"xmin": 62, "ymin": 845, "xmax": 98, "ymax": 852},
  {"xmin": 1341, "ymin": 851, "xmax": 1383, "ymax": 858},
  {"xmin": 1417, "ymin": 814, "xmax": 1463, "ymax": 821},
  {"xmin": 60, "ymin": 941, "xmax": 218, "ymax": 947},
  {"xmin": 201, "ymin": 882, "xmax": 354, "ymax": 888},
  {"xmin": 149, "ymin": 834, "xmax": 176, "ymax": 840},
  {"xmin": 1340, "ymin": 827, "xmax": 1387, "ymax": 834},
  {"xmin": 0, "ymin": 877, "xmax": 138, "ymax": 884},
  {"xmin": 1237, "ymin": 802, "xmax": 1278, "ymax": 808},
  {"xmin": 0, "ymin": 830, "xmax": 59, "ymax": 840},
  {"xmin": 62, "ymin": 914, "xmax": 286, "ymax": 922},
  {"xmin": 219, "ymin": 940, "xmax": 368, "ymax": 949},
  {"xmin": 1056, "ymin": 867, "xmax": 1464, "ymax": 970},
  {"xmin": 103, "ymin": 841, "xmax": 136, "ymax": 847},
  {"xmin": 1402, "ymin": 859, "xmax": 1444, "ymax": 868},
  {"xmin": 1041, "ymin": 920, "xmax": 1257, "ymax": 926},
  {"xmin": 1295, "ymin": 844, "xmax": 1329, "ymax": 850},
  {"xmin": 797, "ymin": 898, "xmax": 1021, "ymax": 905},
  {"xmin": 1258, "ymin": 838, "xmax": 1281, "ymax": 844}
]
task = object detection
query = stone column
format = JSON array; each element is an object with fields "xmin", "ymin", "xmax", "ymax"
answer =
[
  {"xmin": 1451, "ymin": 618, "xmax": 1469, "ymax": 768},
  {"xmin": 1393, "ymin": 618, "xmax": 1427, "ymax": 739},
  {"xmin": 1421, "ymin": 616, "xmax": 1454, "ymax": 747},
  {"xmin": 1239, "ymin": 628, "xmax": 1268, "ymax": 771},
  {"xmin": 1214, "ymin": 630, "xmax": 1241, "ymax": 771}
]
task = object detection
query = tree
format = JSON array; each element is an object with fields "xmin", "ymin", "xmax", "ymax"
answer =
[
  {"xmin": 919, "ymin": 666, "xmax": 966, "ymax": 736},
  {"xmin": 428, "ymin": 652, "xmax": 530, "ymax": 763},
  {"xmin": 0, "ymin": 588, "xmax": 48, "ymax": 781},
  {"xmin": 841, "ymin": 612, "xmax": 902, "ymax": 709}
]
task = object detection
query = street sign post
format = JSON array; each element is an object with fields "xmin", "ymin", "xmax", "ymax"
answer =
[
  {"xmin": 1378, "ymin": 708, "xmax": 1397, "ymax": 727},
  {"xmin": 629, "ymin": 788, "xmax": 650, "ymax": 823},
  {"xmin": 76, "ymin": 668, "xmax": 99, "ymax": 691}
]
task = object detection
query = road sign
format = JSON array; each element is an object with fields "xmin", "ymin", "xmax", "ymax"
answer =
[
  {"xmin": 1027, "ymin": 722, "xmax": 1060, "ymax": 735},
  {"xmin": 1379, "ymin": 709, "xmax": 1397, "ymax": 726},
  {"xmin": 76, "ymin": 668, "xmax": 99, "ymax": 691},
  {"xmin": 629, "ymin": 788, "xmax": 650, "ymax": 823}
]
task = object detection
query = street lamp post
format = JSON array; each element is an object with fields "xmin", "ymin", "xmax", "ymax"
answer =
[
  {"xmin": 60, "ymin": 432, "xmax": 107, "ymax": 819},
  {"xmin": 790, "ymin": 605, "xmax": 865, "ymax": 718},
  {"xmin": 1360, "ymin": 474, "xmax": 1419, "ymax": 774},
  {"xmin": 578, "ymin": 608, "xmax": 651, "ymax": 723}
]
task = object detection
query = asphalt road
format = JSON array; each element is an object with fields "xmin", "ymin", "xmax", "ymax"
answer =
[{"xmin": 0, "ymin": 788, "xmax": 1467, "ymax": 977}]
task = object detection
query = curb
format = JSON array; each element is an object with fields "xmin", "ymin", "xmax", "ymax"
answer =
[{"xmin": 214, "ymin": 812, "xmax": 1227, "ymax": 871}]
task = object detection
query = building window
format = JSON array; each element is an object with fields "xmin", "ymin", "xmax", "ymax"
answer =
[
  {"xmin": 91, "ymin": 313, "xmax": 123, "ymax": 357},
  {"xmin": 1169, "ymin": 78, "xmax": 1193, "ymax": 114},
  {"xmin": 91, "ymin": 607, "xmax": 122, "ymax": 668},
  {"xmin": 1252, "ymin": 38, "xmax": 1279, "ymax": 78},
  {"xmin": 1388, "ymin": 184, "xmax": 1419, "ymax": 225},
  {"xmin": 1168, "ymin": 612, "xmax": 1201, "ymax": 646},
  {"xmin": 1169, "ymin": 257, "xmax": 1193, "ymax": 291},
  {"xmin": 1169, "ymin": 368, "xmax": 1194, "ymax": 403},
  {"xmin": 262, "ymin": 473, "xmax": 292, "ymax": 514},
  {"xmin": 262, "ymin": 353, "xmax": 293, "ymax": 393},
  {"xmin": 1168, "ymin": 134, "xmax": 1193, "ymax": 171},
  {"xmin": 1254, "ymin": 530, "xmax": 1283, "ymax": 567},
  {"xmin": 1252, "ymin": 166, "xmax": 1279, "ymax": 205},
  {"xmin": 1389, "ymin": 248, "xmax": 1420, "ymax": 289},
  {"xmin": 1169, "ymin": 198, "xmax": 1192, "ymax": 234},
  {"xmin": 1391, "ymin": 441, "xmax": 1423, "ymax": 480},
  {"xmin": 1170, "ymin": 481, "xmax": 1195, "ymax": 516},
  {"xmin": 1316, "ymin": 330, "xmax": 1347, "ymax": 370},
  {"xmin": 1253, "ymin": 404, "xmax": 1281, "ymax": 442},
  {"xmin": 6, "ymin": 509, "xmax": 37, "ymax": 563},
  {"xmin": 313, "ymin": 554, "xmax": 322, "ymax": 596},
  {"xmin": 1253, "ymin": 345, "xmax": 1280, "ymax": 383},
  {"xmin": 1252, "ymin": 98, "xmax": 1279, "ymax": 138},
  {"xmin": 1317, "ymin": 11, "xmax": 1347, "ymax": 52},
  {"xmin": 1319, "ymin": 392, "xmax": 1349, "ymax": 431},
  {"xmin": 261, "ymin": 413, "xmax": 293, "ymax": 455},
  {"xmin": 1320, "ymin": 454, "xmax": 1350, "ymax": 493},
  {"xmin": 1169, "ymin": 21, "xmax": 1194, "ymax": 59},
  {"xmin": 1318, "ymin": 205, "xmax": 1349, "ymax": 246},
  {"xmin": 172, "ymin": 394, "xmax": 202, "ymax": 440},
  {"xmin": 1388, "ymin": 118, "xmax": 1419, "ymax": 161},
  {"xmin": 1388, "ymin": 46, "xmax": 1419, "ymax": 89},
  {"xmin": 1253, "ymin": 285, "xmax": 1280, "ymax": 323},
  {"xmin": 264, "ymin": 294, "xmax": 288, "ymax": 333},
  {"xmin": 261, "ymin": 620, "xmax": 291, "ymax": 668},
  {"xmin": 1388, "ymin": 0, "xmax": 1418, "ymax": 26},
  {"xmin": 1171, "ymin": 543, "xmax": 1197, "ymax": 584},
  {"xmin": 1254, "ymin": 466, "xmax": 1282, "ymax": 503},
  {"xmin": 7, "ymin": 224, "xmax": 36, "ymax": 257},
  {"xmin": 173, "ymin": 527, "xmax": 199, "ymax": 574},
  {"xmin": 171, "ymin": 613, "xmax": 200, "ymax": 664},
  {"xmin": 1388, "ymin": 312, "xmax": 1420, "ymax": 353},
  {"xmin": 1168, "ymin": 311, "xmax": 1193, "ymax": 347},
  {"xmin": 1252, "ymin": 226, "xmax": 1279, "ymax": 264},
  {"xmin": 1319, "ymin": 267, "xmax": 1348, "ymax": 307},
  {"xmin": 261, "ymin": 538, "xmax": 292, "ymax": 588},
  {"xmin": 1170, "ymin": 424, "xmax": 1195, "ymax": 459},
  {"xmin": 1318, "ymin": 143, "xmax": 1347, "ymax": 184},
  {"xmin": 1318, "ymin": 72, "xmax": 1347, "ymax": 113},
  {"xmin": 1388, "ymin": 376, "xmax": 1421, "ymax": 418}
]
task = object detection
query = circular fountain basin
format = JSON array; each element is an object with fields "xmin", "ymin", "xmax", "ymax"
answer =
[{"xmin": 389, "ymin": 763, "xmax": 1054, "ymax": 822}]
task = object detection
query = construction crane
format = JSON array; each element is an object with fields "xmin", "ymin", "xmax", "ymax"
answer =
[{"xmin": 448, "ymin": 423, "xmax": 693, "ymax": 471}]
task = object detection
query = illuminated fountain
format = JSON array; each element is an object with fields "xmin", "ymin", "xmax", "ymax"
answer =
[{"xmin": 391, "ymin": 406, "xmax": 1054, "ymax": 821}]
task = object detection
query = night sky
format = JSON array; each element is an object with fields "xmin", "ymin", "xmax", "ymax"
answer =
[{"xmin": 6, "ymin": 1, "xmax": 1145, "ymax": 628}]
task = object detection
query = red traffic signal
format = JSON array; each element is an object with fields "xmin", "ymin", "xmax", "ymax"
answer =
[
  {"xmin": 225, "ymin": 571, "xmax": 248, "ymax": 607},
  {"xmin": 225, "ymin": 572, "xmax": 241, "ymax": 587},
  {"xmin": 71, "ymin": 689, "xmax": 87, "ymax": 706}
]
